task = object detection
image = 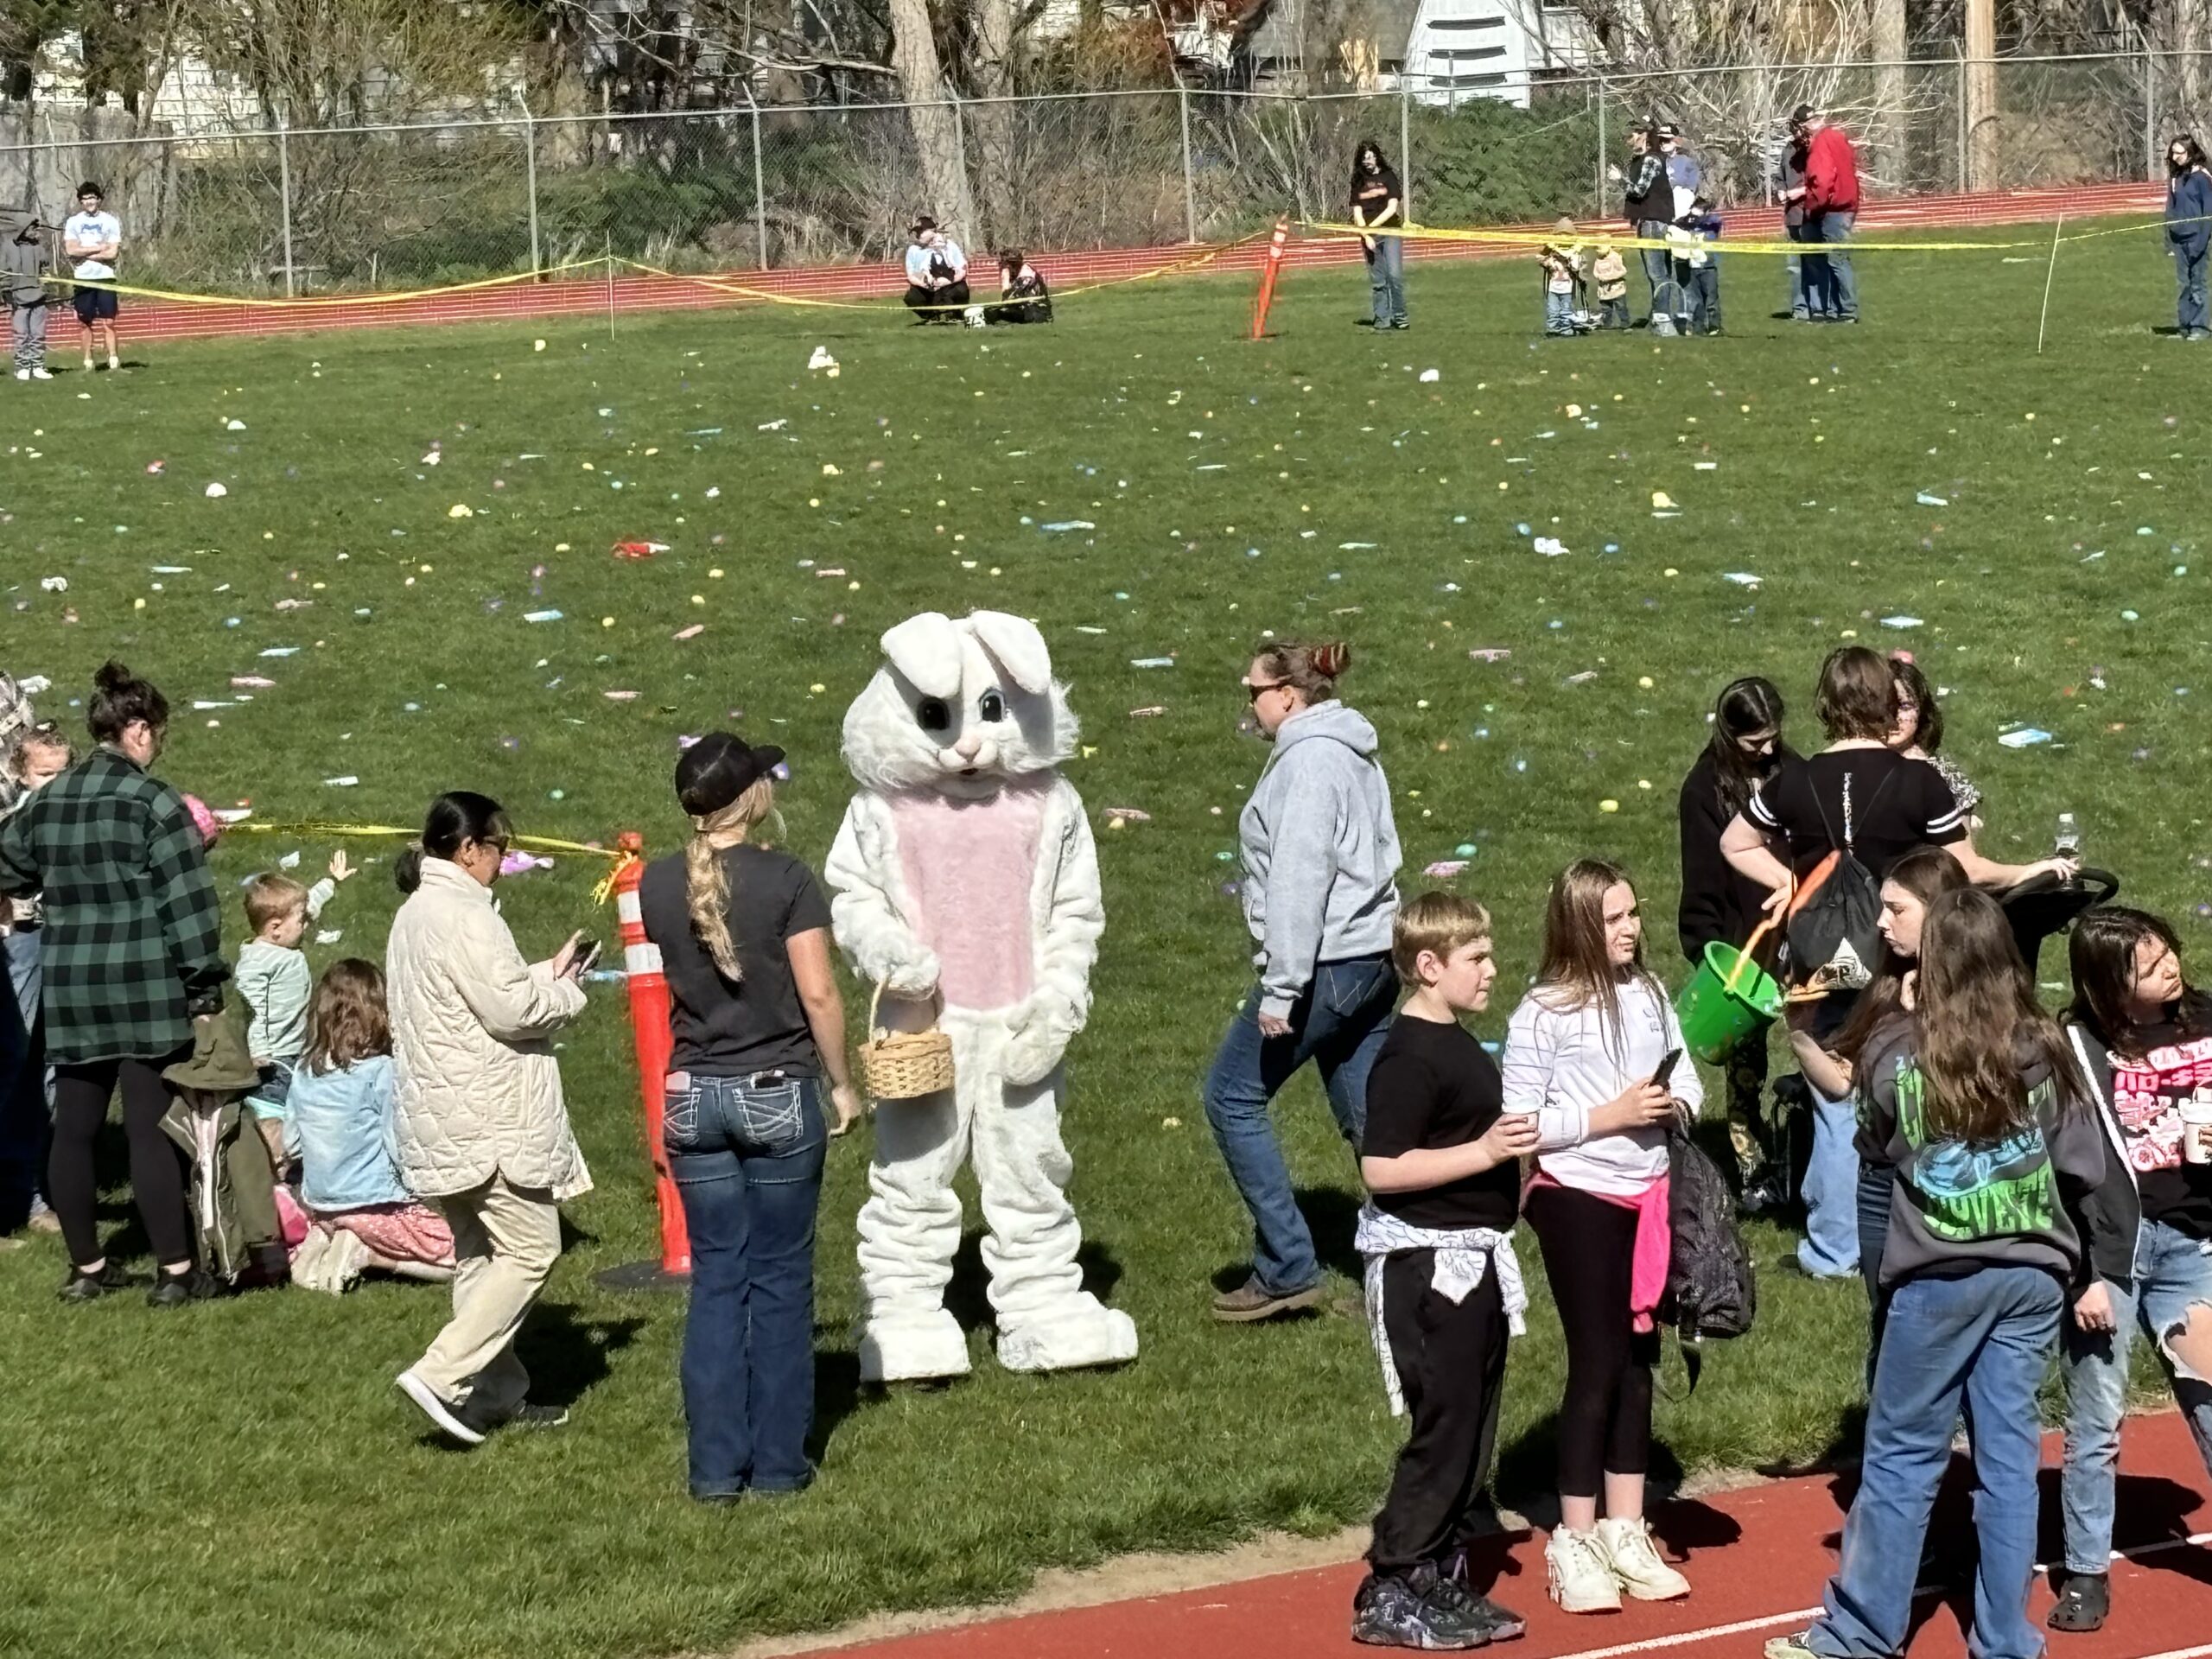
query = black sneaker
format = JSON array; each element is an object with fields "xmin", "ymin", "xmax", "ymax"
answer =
[
  {"xmin": 148, "ymin": 1266, "xmax": 223, "ymax": 1306},
  {"xmin": 505, "ymin": 1402, "xmax": 569, "ymax": 1431},
  {"xmin": 1351, "ymin": 1572, "xmax": 1484, "ymax": 1649},
  {"xmin": 58, "ymin": 1262, "xmax": 134, "ymax": 1304},
  {"xmin": 2048, "ymin": 1572, "xmax": 2109, "ymax": 1633},
  {"xmin": 1435, "ymin": 1554, "xmax": 1526, "ymax": 1642}
]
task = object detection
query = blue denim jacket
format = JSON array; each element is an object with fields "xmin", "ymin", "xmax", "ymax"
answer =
[{"xmin": 282, "ymin": 1053, "xmax": 416, "ymax": 1211}]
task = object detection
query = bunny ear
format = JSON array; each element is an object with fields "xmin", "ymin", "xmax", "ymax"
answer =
[
  {"xmin": 880, "ymin": 612, "xmax": 963, "ymax": 699},
  {"xmin": 966, "ymin": 610, "xmax": 1052, "ymax": 695}
]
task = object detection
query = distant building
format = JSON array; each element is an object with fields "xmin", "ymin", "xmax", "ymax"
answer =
[{"xmin": 1237, "ymin": 0, "xmax": 1603, "ymax": 105}]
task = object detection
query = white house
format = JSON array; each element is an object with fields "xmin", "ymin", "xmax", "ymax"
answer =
[{"xmin": 1242, "ymin": 0, "xmax": 1603, "ymax": 105}]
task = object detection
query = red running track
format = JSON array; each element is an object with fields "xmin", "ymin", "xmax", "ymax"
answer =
[
  {"xmin": 824, "ymin": 1411, "xmax": 2212, "ymax": 1659},
  {"xmin": 89, "ymin": 180, "xmax": 2162, "ymax": 348}
]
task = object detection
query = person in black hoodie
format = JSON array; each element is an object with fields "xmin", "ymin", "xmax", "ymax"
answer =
[
  {"xmin": 1678, "ymin": 677, "xmax": 1794, "ymax": 1208},
  {"xmin": 2049, "ymin": 906, "xmax": 2212, "ymax": 1634},
  {"xmin": 1608, "ymin": 128, "xmax": 1677, "ymax": 336}
]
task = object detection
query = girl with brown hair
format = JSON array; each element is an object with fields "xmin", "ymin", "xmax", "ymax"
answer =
[
  {"xmin": 637, "ymin": 733, "xmax": 860, "ymax": 1502},
  {"xmin": 284, "ymin": 958, "xmax": 458, "ymax": 1291},
  {"xmin": 1502, "ymin": 860, "xmax": 1701, "ymax": 1614},
  {"xmin": 1205, "ymin": 639, "xmax": 1403, "ymax": 1324},
  {"xmin": 1768, "ymin": 889, "xmax": 2114, "ymax": 1659}
]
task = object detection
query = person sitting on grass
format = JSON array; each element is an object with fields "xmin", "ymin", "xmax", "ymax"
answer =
[
  {"xmin": 1351, "ymin": 891, "xmax": 1536, "ymax": 1651},
  {"xmin": 235, "ymin": 854, "xmax": 355, "ymax": 1175},
  {"xmin": 1766, "ymin": 889, "xmax": 2116, "ymax": 1659},
  {"xmin": 2048, "ymin": 906, "xmax": 2212, "ymax": 1634},
  {"xmin": 284, "ymin": 958, "xmax": 457, "ymax": 1294},
  {"xmin": 988, "ymin": 250, "xmax": 1052, "ymax": 325},
  {"xmin": 901, "ymin": 216, "xmax": 969, "ymax": 324}
]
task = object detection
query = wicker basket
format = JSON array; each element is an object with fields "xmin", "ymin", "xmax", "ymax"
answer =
[{"xmin": 857, "ymin": 982, "xmax": 955, "ymax": 1101}]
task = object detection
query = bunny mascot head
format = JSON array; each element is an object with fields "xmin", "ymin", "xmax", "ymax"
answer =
[{"xmin": 823, "ymin": 611, "xmax": 1137, "ymax": 1382}]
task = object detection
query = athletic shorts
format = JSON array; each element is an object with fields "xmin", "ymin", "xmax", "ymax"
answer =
[{"xmin": 72, "ymin": 286, "xmax": 118, "ymax": 324}]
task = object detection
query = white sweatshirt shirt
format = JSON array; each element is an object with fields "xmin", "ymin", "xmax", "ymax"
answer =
[{"xmin": 1500, "ymin": 974, "xmax": 1702, "ymax": 1196}]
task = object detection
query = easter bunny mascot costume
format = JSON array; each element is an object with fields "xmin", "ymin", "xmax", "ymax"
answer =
[{"xmin": 824, "ymin": 609, "xmax": 1138, "ymax": 1382}]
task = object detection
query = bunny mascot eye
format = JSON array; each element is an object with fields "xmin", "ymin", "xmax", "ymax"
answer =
[{"xmin": 823, "ymin": 608, "xmax": 1135, "ymax": 1384}]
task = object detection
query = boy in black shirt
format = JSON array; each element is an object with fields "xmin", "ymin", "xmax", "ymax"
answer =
[{"xmin": 1351, "ymin": 892, "xmax": 1537, "ymax": 1650}]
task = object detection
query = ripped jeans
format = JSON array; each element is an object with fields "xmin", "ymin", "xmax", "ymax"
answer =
[{"xmin": 2059, "ymin": 1215, "xmax": 2212, "ymax": 1574}]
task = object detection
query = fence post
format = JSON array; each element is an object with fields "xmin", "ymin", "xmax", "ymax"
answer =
[
  {"xmin": 520, "ymin": 103, "xmax": 542, "ymax": 278},
  {"xmin": 2145, "ymin": 33, "xmax": 2158, "ymax": 181},
  {"xmin": 1179, "ymin": 81, "xmax": 1198, "ymax": 245},
  {"xmin": 1400, "ymin": 73, "xmax": 1413, "ymax": 219},
  {"xmin": 1595, "ymin": 74, "xmax": 1607, "ymax": 216},
  {"xmin": 949, "ymin": 90, "xmax": 969, "ymax": 244},
  {"xmin": 276, "ymin": 112, "xmax": 296, "ymax": 297},
  {"xmin": 1955, "ymin": 42, "xmax": 1968, "ymax": 192},
  {"xmin": 748, "ymin": 95, "xmax": 769, "ymax": 270}
]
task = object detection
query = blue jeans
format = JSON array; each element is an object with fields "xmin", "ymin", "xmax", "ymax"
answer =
[
  {"xmin": 1203, "ymin": 956, "xmax": 1395, "ymax": 1295},
  {"xmin": 1636, "ymin": 222, "xmax": 1677, "ymax": 331},
  {"xmin": 666, "ymin": 1070, "xmax": 827, "ymax": 1498},
  {"xmin": 2175, "ymin": 242, "xmax": 2209, "ymax": 335},
  {"xmin": 0, "ymin": 926, "xmax": 45, "ymax": 1228},
  {"xmin": 1365, "ymin": 235, "xmax": 1405, "ymax": 327},
  {"xmin": 1544, "ymin": 289, "xmax": 1573, "ymax": 335},
  {"xmin": 2061, "ymin": 1217, "xmax": 2212, "ymax": 1573},
  {"xmin": 1806, "ymin": 210, "xmax": 1857, "ymax": 320},
  {"xmin": 1796, "ymin": 1077, "xmax": 1861, "ymax": 1279},
  {"xmin": 1809, "ymin": 1265, "xmax": 2061, "ymax": 1659},
  {"xmin": 1857, "ymin": 1160, "xmax": 1893, "ymax": 1382}
]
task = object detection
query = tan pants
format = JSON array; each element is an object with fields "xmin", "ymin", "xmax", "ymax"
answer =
[{"xmin": 413, "ymin": 1175, "xmax": 562, "ymax": 1420}]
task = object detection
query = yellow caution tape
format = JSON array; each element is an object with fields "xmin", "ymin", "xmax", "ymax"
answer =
[
  {"xmin": 221, "ymin": 818, "xmax": 632, "ymax": 903},
  {"xmin": 43, "ymin": 258, "xmax": 610, "ymax": 309},
  {"xmin": 1303, "ymin": 210, "xmax": 2197, "ymax": 257}
]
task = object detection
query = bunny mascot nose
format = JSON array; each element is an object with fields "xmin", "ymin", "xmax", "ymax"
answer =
[{"xmin": 954, "ymin": 734, "xmax": 983, "ymax": 761}]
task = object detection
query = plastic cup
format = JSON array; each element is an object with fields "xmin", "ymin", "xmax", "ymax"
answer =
[{"xmin": 2183, "ymin": 1098, "xmax": 2212, "ymax": 1166}]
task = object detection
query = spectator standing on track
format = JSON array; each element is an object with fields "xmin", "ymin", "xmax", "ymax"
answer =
[
  {"xmin": 0, "ymin": 662, "xmax": 227, "ymax": 1305},
  {"xmin": 2049, "ymin": 907, "xmax": 2212, "ymax": 1633},
  {"xmin": 901, "ymin": 217, "xmax": 969, "ymax": 324},
  {"xmin": 1610, "ymin": 127, "xmax": 1678, "ymax": 337},
  {"xmin": 1350, "ymin": 892, "xmax": 1535, "ymax": 1651},
  {"xmin": 1505, "ymin": 860, "xmax": 1700, "ymax": 1616},
  {"xmin": 1677, "ymin": 677, "xmax": 1795, "ymax": 1211},
  {"xmin": 1794, "ymin": 105, "xmax": 1859, "ymax": 323},
  {"xmin": 1351, "ymin": 140, "xmax": 1408, "ymax": 331},
  {"xmin": 1204, "ymin": 640, "xmax": 1402, "ymax": 1325},
  {"xmin": 0, "ymin": 202, "xmax": 52, "ymax": 381},
  {"xmin": 2163, "ymin": 135, "xmax": 2211, "ymax": 341},
  {"xmin": 61, "ymin": 182, "xmax": 120, "ymax": 372},
  {"xmin": 1765, "ymin": 890, "xmax": 2114, "ymax": 1659},
  {"xmin": 388, "ymin": 790, "xmax": 591, "ymax": 1447},
  {"xmin": 1778, "ymin": 129, "xmax": 1812, "ymax": 320}
]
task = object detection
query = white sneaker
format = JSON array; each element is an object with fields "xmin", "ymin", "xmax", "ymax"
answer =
[
  {"xmin": 82, "ymin": 357, "xmax": 94, "ymax": 372},
  {"xmin": 1547, "ymin": 1527, "xmax": 1624, "ymax": 1613},
  {"xmin": 28, "ymin": 367, "xmax": 51, "ymax": 380},
  {"xmin": 107, "ymin": 354, "xmax": 118, "ymax": 371},
  {"xmin": 396, "ymin": 1369, "xmax": 486, "ymax": 1446},
  {"xmin": 11, "ymin": 369, "xmax": 24, "ymax": 381},
  {"xmin": 1595, "ymin": 1516, "xmax": 1691, "ymax": 1601}
]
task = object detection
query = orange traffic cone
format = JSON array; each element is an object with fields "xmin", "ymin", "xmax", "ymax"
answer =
[{"xmin": 594, "ymin": 830, "xmax": 690, "ymax": 1289}]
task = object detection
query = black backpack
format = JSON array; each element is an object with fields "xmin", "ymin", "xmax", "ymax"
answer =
[
  {"xmin": 1784, "ymin": 767, "xmax": 1896, "ymax": 992},
  {"xmin": 1664, "ymin": 1127, "xmax": 1756, "ymax": 1389}
]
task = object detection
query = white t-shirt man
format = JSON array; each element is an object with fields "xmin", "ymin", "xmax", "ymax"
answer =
[
  {"xmin": 64, "ymin": 207, "xmax": 121, "ymax": 280},
  {"xmin": 905, "ymin": 235, "xmax": 965, "ymax": 289}
]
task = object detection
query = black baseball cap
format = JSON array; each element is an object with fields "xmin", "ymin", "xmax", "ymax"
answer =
[
  {"xmin": 675, "ymin": 732, "xmax": 785, "ymax": 817},
  {"xmin": 910, "ymin": 215, "xmax": 937, "ymax": 236},
  {"xmin": 1789, "ymin": 103, "xmax": 1817, "ymax": 126}
]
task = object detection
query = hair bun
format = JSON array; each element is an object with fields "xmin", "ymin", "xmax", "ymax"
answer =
[
  {"xmin": 93, "ymin": 660, "xmax": 132, "ymax": 692},
  {"xmin": 1311, "ymin": 641, "xmax": 1351, "ymax": 680}
]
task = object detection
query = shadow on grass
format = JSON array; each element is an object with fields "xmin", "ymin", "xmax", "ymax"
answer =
[
  {"xmin": 515, "ymin": 1303, "xmax": 645, "ymax": 1409},
  {"xmin": 944, "ymin": 1228, "xmax": 1130, "ymax": 1333}
]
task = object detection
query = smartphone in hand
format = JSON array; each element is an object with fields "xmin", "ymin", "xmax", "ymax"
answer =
[
  {"xmin": 569, "ymin": 938, "xmax": 604, "ymax": 978},
  {"xmin": 1649, "ymin": 1047, "xmax": 1683, "ymax": 1090}
]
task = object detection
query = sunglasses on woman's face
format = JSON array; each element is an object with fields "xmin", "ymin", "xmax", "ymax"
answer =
[{"xmin": 1244, "ymin": 680, "xmax": 1287, "ymax": 703}]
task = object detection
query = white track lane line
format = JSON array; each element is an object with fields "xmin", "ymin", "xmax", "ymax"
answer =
[{"xmin": 1538, "ymin": 1529, "xmax": 2212, "ymax": 1659}]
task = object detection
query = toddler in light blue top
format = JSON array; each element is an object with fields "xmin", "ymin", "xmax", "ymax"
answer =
[{"xmin": 234, "ymin": 851, "xmax": 353, "ymax": 1166}]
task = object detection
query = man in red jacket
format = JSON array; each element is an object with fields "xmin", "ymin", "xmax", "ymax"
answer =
[{"xmin": 1792, "ymin": 103, "xmax": 1859, "ymax": 322}]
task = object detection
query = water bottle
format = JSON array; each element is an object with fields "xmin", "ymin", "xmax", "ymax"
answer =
[{"xmin": 2055, "ymin": 812, "xmax": 2081, "ymax": 858}]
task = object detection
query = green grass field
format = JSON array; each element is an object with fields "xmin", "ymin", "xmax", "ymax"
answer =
[{"xmin": 3, "ymin": 227, "xmax": 2208, "ymax": 1659}]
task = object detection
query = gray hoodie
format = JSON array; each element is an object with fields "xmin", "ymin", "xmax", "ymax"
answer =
[
  {"xmin": 1238, "ymin": 699, "xmax": 1402, "ymax": 1020},
  {"xmin": 0, "ymin": 207, "xmax": 47, "ymax": 306}
]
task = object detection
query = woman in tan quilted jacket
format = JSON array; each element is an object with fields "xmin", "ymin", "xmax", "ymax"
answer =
[{"xmin": 385, "ymin": 791, "xmax": 589, "ymax": 1446}]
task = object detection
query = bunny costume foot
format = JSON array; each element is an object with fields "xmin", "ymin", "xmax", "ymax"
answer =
[{"xmin": 828, "ymin": 611, "xmax": 1137, "ymax": 1382}]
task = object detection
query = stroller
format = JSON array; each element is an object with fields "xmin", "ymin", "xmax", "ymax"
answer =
[{"xmin": 2002, "ymin": 865, "xmax": 2120, "ymax": 980}]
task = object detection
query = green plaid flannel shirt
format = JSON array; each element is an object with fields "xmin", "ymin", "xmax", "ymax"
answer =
[{"xmin": 0, "ymin": 747, "xmax": 228, "ymax": 1064}]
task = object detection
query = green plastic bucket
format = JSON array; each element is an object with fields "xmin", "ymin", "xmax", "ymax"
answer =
[{"xmin": 1676, "ymin": 939, "xmax": 1785, "ymax": 1064}]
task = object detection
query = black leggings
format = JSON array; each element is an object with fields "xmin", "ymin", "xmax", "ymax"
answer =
[
  {"xmin": 49, "ymin": 1056, "xmax": 191, "ymax": 1268},
  {"xmin": 1528, "ymin": 1181, "xmax": 1660, "ymax": 1498}
]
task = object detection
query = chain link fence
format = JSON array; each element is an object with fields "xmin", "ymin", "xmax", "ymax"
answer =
[{"xmin": 2, "ymin": 48, "xmax": 2208, "ymax": 296}]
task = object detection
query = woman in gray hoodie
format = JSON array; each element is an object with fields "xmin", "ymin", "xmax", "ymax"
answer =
[{"xmin": 1204, "ymin": 640, "xmax": 1402, "ymax": 1323}]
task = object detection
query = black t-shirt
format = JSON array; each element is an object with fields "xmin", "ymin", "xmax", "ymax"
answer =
[
  {"xmin": 1746, "ymin": 747, "xmax": 1967, "ymax": 884},
  {"xmin": 2105, "ymin": 1019, "xmax": 2212, "ymax": 1237},
  {"xmin": 1361, "ymin": 1014, "xmax": 1519, "ymax": 1230},
  {"xmin": 638, "ymin": 845, "xmax": 833, "ymax": 1077},
  {"xmin": 1352, "ymin": 168, "xmax": 1402, "ymax": 221}
]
